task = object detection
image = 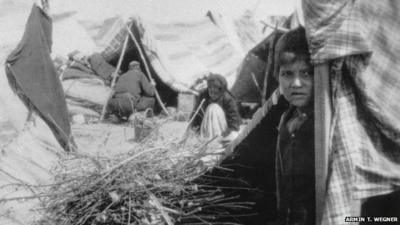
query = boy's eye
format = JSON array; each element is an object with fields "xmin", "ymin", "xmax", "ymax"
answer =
[
  {"xmin": 300, "ymin": 71, "xmax": 313, "ymax": 79},
  {"xmin": 280, "ymin": 71, "xmax": 292, "ymax": 78}
]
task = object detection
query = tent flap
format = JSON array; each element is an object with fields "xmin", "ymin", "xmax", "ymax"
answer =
[
  {"xmin": 5, "ymin": 5, "xmax": 72, "ymax": 151},
  {"xmin": 303, "ymin": 0, "xmax": 400, "ymax": 223}
]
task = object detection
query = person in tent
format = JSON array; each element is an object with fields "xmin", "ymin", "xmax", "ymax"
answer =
[
  {"xmin": 273, "ymin": 27, "xmax": 315, "ymax": 225},
  {"xmin": 106, "ymin": 60, "xmax": 156, "ymax": 123},
  {"xmin": 191, "ymin": 73, "xmax": 241, "ymax": 142}
]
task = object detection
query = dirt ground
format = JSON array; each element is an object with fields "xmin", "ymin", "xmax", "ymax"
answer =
[{"xmin": 0, "ymin": 0, "xmax": 32, "ymax": 136}]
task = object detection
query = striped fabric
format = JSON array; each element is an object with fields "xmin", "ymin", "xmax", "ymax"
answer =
[
  {"xmin": 302, "ymin": 0, "xmax": 371, "ymax": 64},
  {"xmin": 98, "ymin": 17, "xmax": 246, "ymax": 92},
  {"xmin": 303, "ymin": 1, "xmax": 400, "ymax": 224},
  {"xmin": 145, "ymin": 18, "xmax": 243, "ymax": 90},
  {"xmin": 101, "ymin": 20, "xmax": 132, "ymax": 62}
]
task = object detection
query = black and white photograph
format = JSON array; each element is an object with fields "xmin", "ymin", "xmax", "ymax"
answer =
[{"xmin": 0, "ymin": 0, "xmax": 399, "ymax": 224}]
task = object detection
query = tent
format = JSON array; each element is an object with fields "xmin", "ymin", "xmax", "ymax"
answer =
[
  {"xmin": 215, "ymin": 0, "xmax": 400, "ymax": 224},
  {"xmin": 96, "ymin": 15, "xmax": 249, "ymax": 92},
  {"xmin": 51, "ymin": 9, "xmax": 272, "ymax": 116},
  {"xmin": 0, "ymin": 2, "xmax": 276, "ymax": 224},
  {"xmin": 230, "ymin": 12, "xmax": 299, "ymax": 105},
  {"xmin": 1, "ymin": 1, "xmax": 279, "ymax": 151},
  {"xmin": 0, "ymin": 4, "xmax": 69, "ymax": 224},
  {"xmin": 6, "ymin": 1, "xmax": 400, "ymax": 224},
  {"xmin": 230, "ymin": 31, "xmax": 283, "ymax": 104},
  {"xmin": 5, "ymin": 5, "xmax": 73, "ymax": 151},
  {"xmin": 303, "ymin": 0, "xmax": 400, "ymax": 223}
]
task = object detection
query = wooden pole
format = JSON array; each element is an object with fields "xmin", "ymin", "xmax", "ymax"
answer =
[
  {"xmin": 314, "ymin": 63, "xmax": 331, "ymax": 225},
  {"xmin": 99, "ymin": 34, "xmax": 129, "ymax": 120},
  {"xmin": 250, "ymin": 72, "xmax": 262, "ymax": 97},
  {"xmin": 186, "ymin": 99, "xmax": 205, "ymax": 127},
  {"xmin": 260, "ymin": 21, "xmax": 289, "ymax": 32},
  {"xmin": 261, "ymin": 29, "xmax": 276, "ymax": 104},
  {"xmin": 179, "ymin": 99, "xmax": 206, "ymax": 144},
  {"xmin": 220, "ymin": 88, "xmax": 279, "ymax": 163},
  {"xmin": 125, "ymin": 24, "xmax": 169, "ymax": 115}
]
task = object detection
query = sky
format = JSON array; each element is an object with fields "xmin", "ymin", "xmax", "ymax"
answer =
[{"xmin": 50, "ymin": 0, "xmax": 298, "ymax": 22}]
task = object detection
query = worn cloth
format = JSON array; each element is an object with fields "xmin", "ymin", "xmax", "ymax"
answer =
[
  {"xmin": 192, "ymin": 91, "xmax": 241, "ymax": 134},
  {"xmin": 302, "ymin": 1, "xmax": 400, "ymax": 224},
  {"xmin": 302, "ymin": 0, "xmax": 371, "ymax": 64},
  {"xmin": 107, "ymin": 94, "xmax": 155, "ymax": 119},
  {"xmin": 88, "ymin": 53, "xmax": 116, "ymax": 81},
  {"xmin": 114, "ymin": 68, "xmax": 155, "ymax": 98},
  {"xmin": 5, "ymin": 5, "xmax": 73, "ymax": 151},
  {"xmin": 200, "ymin": 103, "xmax": 228, "ymax": 139},
  {"xmin": 276, "ymin": 106, "xmax": 315, "ymax": 225},
  {"xmin": 107, "ymin": 68, "xmax": 155, "ymax": 118},
  {"xmin": 62, "ymin": 67, "xmax": 98, "ymax": 80}
]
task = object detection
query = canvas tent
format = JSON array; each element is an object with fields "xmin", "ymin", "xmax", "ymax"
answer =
[
  {"xmin": 303, "ymin": 0, "xmax": 400, "ymax": 223},
  {"xmin": 230, "ymin": 12, "xmax": 299, "ymax": 104},
  {"xmin": 0, "ymin": 4, "xmax": 71, "ymax": 225},
  {"xmin": 97, "ymin": 15, "xmax": 245, "ymax": 91},
  {"xmin": 5, "ymin": 5, "xmax": 73, "ymax": 151},
  {"xmin": 55, "ymin": 7, "xmax": 275, "ymax": 117},
  {"xmin": 230, "ymin": 31, "xmax": 284, "ymax": 104}
]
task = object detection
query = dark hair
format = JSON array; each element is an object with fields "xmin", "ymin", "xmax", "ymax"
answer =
[
  {"xmin": 273, "ymin": 26, "xmax": 311, "ymax": 78},
  {"xmin": 207, "ymin": 73, "xmax": 227, "ymax": 90}
]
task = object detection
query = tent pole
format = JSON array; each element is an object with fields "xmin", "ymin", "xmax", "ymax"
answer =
[
  {"xmin": 261, "ymin": 37, "xmax": 274, "ymax": 104},
  {"xmin": 126, "ymin": 24, "xmax": 169, "ymax": 116},
  {"xmin": 262, "ymin": 25, "xmax": 280, "ymax": 104},
  {"xmin": 100, "ymin": 34, "xmax": 129, "ymax": 121},
  {"xmin": 314, "ymin": 63, "xmax": 331, "ymax": 225}
]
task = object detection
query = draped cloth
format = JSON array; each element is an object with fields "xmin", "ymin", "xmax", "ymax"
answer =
[
  {"xmin": 303, "ymin": 0, "xmax": 400, "ymax": 223},
  {"xmin": 200, "ymin": 103, "xmax": 228, "ymax": 139},
  {"xmin": 6, "ymin": 5, "xmax": 73, "ymax": 151}
]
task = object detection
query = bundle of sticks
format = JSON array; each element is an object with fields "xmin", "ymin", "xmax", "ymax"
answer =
[{"xmin": 37, "ymin": 126, "xmax": 254, "ymax": 225}]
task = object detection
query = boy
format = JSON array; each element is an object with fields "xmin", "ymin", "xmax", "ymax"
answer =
[{"xmin": 274, "ymin": 27, "xmax": 315, "ymax": 225}]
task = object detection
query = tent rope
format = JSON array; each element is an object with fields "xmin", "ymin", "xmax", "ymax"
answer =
[{"xmin": 125, "ymin": 24, "xmax": 169, "ymax": 116}]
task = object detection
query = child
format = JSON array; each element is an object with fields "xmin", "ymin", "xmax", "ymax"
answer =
[
  {"xmin": 191, "ymin": 73, "xmax": 241, "ymax": 142},
  {"xmin": 274, "ymin": 27, "xmax": 315, "ymax": 225}
]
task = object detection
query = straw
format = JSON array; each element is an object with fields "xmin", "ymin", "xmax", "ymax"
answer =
[{"xmin": 31, "ymin": 122, "xmax": 254, "ymax": 225}]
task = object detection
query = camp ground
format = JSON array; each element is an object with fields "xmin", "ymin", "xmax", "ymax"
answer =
[{"xmin": 1, "ymin": 0, "xmax": 400, "ymax": 225}]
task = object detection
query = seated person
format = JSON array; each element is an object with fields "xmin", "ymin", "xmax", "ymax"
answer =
[
  {"xmin": 106, "ymin": 61, "xmax": 156, "ymax": 122},
  {"xmin": 191, "ymin": 73, "xmax": 241, "ymax": 141},
  {"xmin": 273, "ymin": 27, "xmax": 315, "ymax": 225}
]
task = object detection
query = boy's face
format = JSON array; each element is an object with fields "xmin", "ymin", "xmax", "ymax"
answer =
[{"xmin": 278, "ymin": 59, "xmax": 313, "ymax": 108}]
